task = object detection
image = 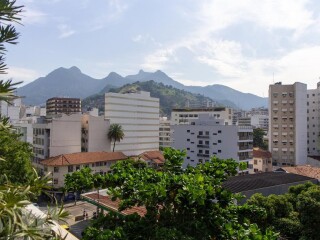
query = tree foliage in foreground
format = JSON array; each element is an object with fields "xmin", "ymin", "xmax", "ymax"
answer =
[
  {"xmin": 83, "ymin": 148, "xmax": 278, "ymax": 240},
  {"xmin": 0, "ymin": 129, "xmax": 34, "ymax": 185},
  {"xmin": 0, "ymin": 2, "xmax": 69, "ymax": 238},
  {"xmin": 245, "ymin": 182, "xmax": 320, "ymax": 240}
]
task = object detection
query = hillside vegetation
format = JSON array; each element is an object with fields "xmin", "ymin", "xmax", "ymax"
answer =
[{"xmin": 82, "ymin": 80, "xmax": 221, "ymax": 116}]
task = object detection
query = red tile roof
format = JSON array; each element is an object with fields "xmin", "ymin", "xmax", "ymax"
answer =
[
  {"xmin": 139, "ymin": 151, "xmax": 165, "ymax": 163},
  {"xmin": 41, "ymin": 152, "xmax": 128, "ymax": 166},
  {"xmin": 82, "ymin": 193, "xmax": 146, "ymax": 217},
  {"xmin": 280, "ymin": 165, "xmax": 320, "ymax": 179},
  {"xmin": 253, "ymin": 148, "xmax": 272, "ymax": 159}
]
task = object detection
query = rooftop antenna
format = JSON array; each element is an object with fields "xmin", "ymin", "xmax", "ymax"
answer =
[{"xmin": 273, "ymin": 72, "xmax": 274, "ymax": 84}]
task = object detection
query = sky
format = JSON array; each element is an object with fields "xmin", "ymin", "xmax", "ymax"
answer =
[{"xmin": 6, "ymin": 0, "xmax": 320, "ymax": 97}]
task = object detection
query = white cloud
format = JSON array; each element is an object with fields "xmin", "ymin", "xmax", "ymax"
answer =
[
  {"xmin": 196, "ymin": 0, "xmax": 314, "ymax": 35},
  {"xmin": 57, "ymin": 24, "xmax": 75, "ymax": 38},
  {"xmin": 108, "ymin": 0, "xmax": 128, "ymax": 20},
  {"xmin": 7, "ymin": 67, "xmax": 40, "ymax": 86},
  {"xmin": 141, "ymin": 48, "xmax": 176, "ymax": 71},
  {"xmin": 139, "ymin": 0, "xmax": 319, "ymax": 96},
  {"xmin": 22, "ymin": 8, "xmax": 47, "ymax": 24}
]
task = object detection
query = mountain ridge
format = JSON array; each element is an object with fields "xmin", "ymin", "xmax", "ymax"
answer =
[{"xmin": 17, "ymin": 66, "xmax": 267, "ymax": 109}]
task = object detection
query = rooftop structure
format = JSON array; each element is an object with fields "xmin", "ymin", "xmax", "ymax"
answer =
[
  {"xmin": 171, "ymin": 107, "xmax": 233, "ymax": 125},
  {"xmin": 46, "ymin": 97, "xmax": 81, "ymax": 116},
  {"xmin": 223, "ymin": 172, "xmax": 317, "ymax": 201}
]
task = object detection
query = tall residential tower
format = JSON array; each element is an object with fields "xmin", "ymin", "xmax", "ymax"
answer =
[{"xmin": 268, "ymin": 82, "xmax": 307, "ymax": 166}]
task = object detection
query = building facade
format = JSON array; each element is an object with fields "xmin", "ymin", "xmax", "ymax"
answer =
[
  {"xmin": 32, "ymin": 113, "xmax": 111, "ymax": 170},
  {"xmin": 46, "ymin": 97, "xmax": 81, "ymax": 116},
  {"xmin": 249, "ymin": 148, "xmax": 272, "ymax": 173},
  {"xmin": 159, "ymin": 117, "xmax": 171, "ymax": 148},
  {"xmin": 41, "ymin": 152, "xmax": 128, "ymax": 188},
  {"xmin": 268, "ymin": 82, "xmax": 307, "ymax": 166},
  {"xmin": 171, "ymin": 114, "xmax": 253, "ymax": 172},
  {"xmin": 171, "ymin": 107, "xmax": 233, "ymax": 126},
  {"xmin": 81, "ymin": 114, "xmax": 111, "ymax": 152},
  {"xmin": 307, "ymin": 82, "xmax": 320, "ymax": 156},
  {"xmin": 105, "ymin": 91, "xmax": 160, "ymax": 155}
]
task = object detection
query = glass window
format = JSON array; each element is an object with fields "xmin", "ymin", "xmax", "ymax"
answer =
[{"xmin": 68, "ymin": 165, "xmax": 73, "ymax": 173}]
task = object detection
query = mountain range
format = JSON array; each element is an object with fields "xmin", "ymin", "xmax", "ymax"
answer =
[
  {"xmin": 17, "ymin": 66, "xmax": 267, "ymax": 110},
  {"xmin": 83, "ymin": 80, "xmax": 222, "ymax": 116}
]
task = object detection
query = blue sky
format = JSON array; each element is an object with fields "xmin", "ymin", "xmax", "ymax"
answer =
[{"xmin": 6, "ymin": 0, "xmax": 320, "ymax": 96}]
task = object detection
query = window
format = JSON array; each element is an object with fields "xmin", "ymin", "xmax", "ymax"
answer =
[
  {"xmin": 76, "ymin": 165, "xmax": 80, "ymax": 171},
  {"xmin": 187, "ymin": 139, "xmax": 190, "ymax": 142},
  {"xmin": 218, "ymin": 150, "xmax": 221, "ymax": 153},
  {"xmin": 54, "ymin": 167, "xmax": 59, "ymax": 173},
  {"xmin": 187, "ymin": 130, "xmax": 190, "ymax": 133},
  {"xmin": 205, "ymin": 131, "xmax": 209, "ymax": 135},
  {"xmin": 218, "ymin": 140, "xmax": 222, "ymax": 143},
  {"xmin": 68, "ymin": 166, "xmax": 74, "ymax": 173},
  {"xmin": 199, "ymin": 131, "xmax": 203, "ymax": 135},
  {"xmin": 218, "ymin": 130, "xmax": 221, "ymax": 133},
  {"xmin": 254, "ymin": 160, "xmax": 257, "ymax": 165},
  {"xmin": 53, "ymin": 179, "xmax": 58, "ymax": 185}
]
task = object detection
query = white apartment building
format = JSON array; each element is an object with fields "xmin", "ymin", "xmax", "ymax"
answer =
[
  {"xmin": 250, "ymin": 115, "xmax": 269, "ymax": 130},
  {"xmin": 105, "ymin": 91, "xmax": 160, "ymax": 155},
  {"xmin": 32, "ymin": 114, "xmax": 82, "ymax": 168},
  {"xmin": 32, "ymin": 113, "xmax": 111, "ymax": 170},
  {"xmin": 81, "ymin": 114, "xmax": 111, "ymax": 152},
  {"xmin": 269, "ymin": 82, "xmax": 307, "ymax": 166},
  {"xmin": 307, "ymin": 82, "xmax": 320, "ymax": 156},
  {"xmin": 171, "ymin": 114, "xmax": 253, "ymax": 172},
  {"xmin": 0, "ymin": 98, "xmax": 23, "ymax": 123},
  {"xmin": 171, "ymin": 107, "xmax": 233, "ymax": 126},
  {"xmin": 159, "ymin": 117, "xmax": 171, "ymax": 148}
]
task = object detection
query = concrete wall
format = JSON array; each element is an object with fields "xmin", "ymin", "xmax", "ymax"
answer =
[{"xmin": 82, "ymin": 114, "xmax": 111, "ymax": 152}]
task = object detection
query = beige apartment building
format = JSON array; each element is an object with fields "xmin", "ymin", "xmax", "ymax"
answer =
[
  {"xmin": 268, "ymin": 82, "xmax": 307, "ymax": 166},
  {"xmin": 249, "ymin": 148, "xmax": 272, "ymax": 173},
  {"xmin": 307, "ymin": 82, "xmax": 320, "ymax": 156},
  {"xmin": 41, "ymin": 152, "xmax": 128, "ymax": 188}
]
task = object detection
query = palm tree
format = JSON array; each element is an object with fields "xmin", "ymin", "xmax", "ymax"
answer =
[{"xmin": 107, "ymin": 123, "xmax": 125, "ymax": 152}]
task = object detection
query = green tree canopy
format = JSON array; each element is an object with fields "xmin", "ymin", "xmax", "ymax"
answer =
[
  {"xmin": 0, "ymin": 129, "xmax": 34, "ymax": 184},
  {"xmin": 64, "ymin": 167, "xmax": 94, "ymax": 205},
  {"xmin": 245, "ymin": 182, "xmax": 320, "ymax": 240},
  {"xmin": 107, "ymin": 123, "xmax": 125, "ymax": 152},
  {"xmin": 253, "ymin": 128, "xmax": 268, "ymax": 150},
  {"xmin": 83, "ymin": 148, "xmax": 278, "ymax": 240}
]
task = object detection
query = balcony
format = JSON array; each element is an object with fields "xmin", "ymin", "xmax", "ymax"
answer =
[
  {"xmin": 197, "ymin": 153, "xmax": 210, "ymax": 158},
  {"xmin": 238, "ymin": 136, "xmax": 253, "ymax": 141},
  {"xmin": 197, "ymin": 135, "xmax": 209, "ymax": 139},
  {"xmin": 197, "ymin": 144, "xmax": 210, "ymax": 148},
  {"xmin": 239, "ymin": 145, "xmax": 253, "ymax": 150}
]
